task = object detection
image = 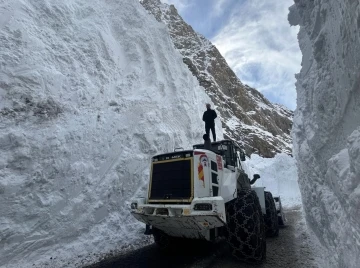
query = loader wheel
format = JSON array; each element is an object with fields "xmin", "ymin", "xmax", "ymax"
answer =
[
  {"xmin": 225, "ymin": 190, "xmax": 266, "ymax": 263},
  {"xmin": 264, "ymin": 191, "xmax": 279, "ymax": 237},
  {"xmin": 274, "ymin": 196, "xmax": 286, "ymax": 226},
  {"xmin": 152, "ymin": 228, "xmax": 175, "ymax": 252}
]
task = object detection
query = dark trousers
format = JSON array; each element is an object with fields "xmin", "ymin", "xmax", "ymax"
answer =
[{"xmin": 205, "ymin": 124, "xmax": 216, "ymax": 141}]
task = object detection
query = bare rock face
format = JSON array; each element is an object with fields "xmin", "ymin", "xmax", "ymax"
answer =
[{"xmin": 141, "ymin": 0, "xmax": 293, "ymax": 157}]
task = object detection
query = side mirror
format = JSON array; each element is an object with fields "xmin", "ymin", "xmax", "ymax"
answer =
[{"xmin": 250, "ymin": 174, "xmax": 261, "ymax": 185}]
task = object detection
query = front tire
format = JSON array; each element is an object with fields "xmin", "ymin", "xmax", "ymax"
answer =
[
  {"xmin": 225, "ymin": 190, "xmax": 266, "ymax": 263},
  {"xmin": 153, "ymin": 228, "xmax": 175, "ymax": 252}
]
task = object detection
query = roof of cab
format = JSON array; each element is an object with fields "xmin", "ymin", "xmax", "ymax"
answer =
[{"xmin": 152, "ymin": 150, "xmax": 193, "ymax": 159}]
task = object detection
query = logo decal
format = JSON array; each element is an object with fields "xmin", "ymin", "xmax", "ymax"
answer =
[
  {"xmin": 198, "ymin": 154, "xmax": 208, "ymax": 187},
  {"xmin": 200, "ymin": 155, "xmax": 208, "ymax": 167}
]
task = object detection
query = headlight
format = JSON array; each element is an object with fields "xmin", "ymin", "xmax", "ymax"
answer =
[
  {"xmin": 193, "ymin": 203, "xmax": 212, "ymax": 211},
  {"xmin": 131, "ymin": 203, "xmax": 138, "ymax": 209}
]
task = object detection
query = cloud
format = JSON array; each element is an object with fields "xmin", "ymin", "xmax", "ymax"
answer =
[
  {"xmin": 159, "ymin": 0, "xmax": 301, "ymax": 109},
  {"xmin": 211, "ymin": 0, "xmax": 227, "ymax": 18},
  {"xmin": 211, "ymin": 0, "xmax": 301, "ymax": 109}
]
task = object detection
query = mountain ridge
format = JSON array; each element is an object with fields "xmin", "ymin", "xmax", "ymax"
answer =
[{"xmin": 141, "ymin": 0, "xmax": 293, "ymax": 157}]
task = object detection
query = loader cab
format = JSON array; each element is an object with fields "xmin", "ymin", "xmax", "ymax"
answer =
[{"xmin": 193, "ymin": 139, "xmax": 245, "ymax": 169}]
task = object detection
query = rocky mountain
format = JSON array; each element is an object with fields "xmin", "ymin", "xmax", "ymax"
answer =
[{"xmin": 141, "ymin": 0, "xmax": 293, "ymax": 157}]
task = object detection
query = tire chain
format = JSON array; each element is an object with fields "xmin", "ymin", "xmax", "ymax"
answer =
[{"xmin": 224, "ymin": 190, "xmax": 265, "ymax": 263}]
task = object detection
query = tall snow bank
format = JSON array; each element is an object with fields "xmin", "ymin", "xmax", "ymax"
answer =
[
  {"xmin": 0, "ymin": 0, "xmax": 223, "ymax": 267},
  {"xmin": 290, "ymin": 1, "xmax": 360, "ymax": 267},
  {"xmin": 246, "ymin": 153, "xmax": 301, "ymax": 207}
]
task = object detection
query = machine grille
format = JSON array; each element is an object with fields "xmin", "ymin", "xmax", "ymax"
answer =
[{"xmin": 149, "ymin": 159, "xmax": 192, "ymax": 202}]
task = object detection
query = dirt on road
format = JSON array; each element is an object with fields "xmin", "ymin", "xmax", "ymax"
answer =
[{"xmin": 86, "ymin": 207, "xmax": 321, "ymax": 268}]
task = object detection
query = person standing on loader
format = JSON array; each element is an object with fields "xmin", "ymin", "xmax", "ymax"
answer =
[{"xmin": 202, "ymin": 103, "xmax": 217, "ymax": 141}]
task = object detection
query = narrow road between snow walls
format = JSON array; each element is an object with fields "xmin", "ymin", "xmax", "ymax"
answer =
[{"xmin": 86, "ymin": 207, "xmax": 323, "ymax": 268}]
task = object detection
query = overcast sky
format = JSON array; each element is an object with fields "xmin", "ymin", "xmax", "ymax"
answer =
[{"xmin": 162, "ymin": 0, "xmax": 301, "ymax": 110}]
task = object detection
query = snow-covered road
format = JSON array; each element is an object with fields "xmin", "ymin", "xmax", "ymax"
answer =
[{"xmin": 86, "ymin": 207, "xmax": 323, "ymax": 268}]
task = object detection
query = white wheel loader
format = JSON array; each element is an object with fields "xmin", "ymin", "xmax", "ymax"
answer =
[{"xmin": 130, "ymin": 139, "xmax": 285, "ymax": 263}]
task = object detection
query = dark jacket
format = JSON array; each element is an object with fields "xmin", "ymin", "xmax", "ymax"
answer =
[{"xmin": 202, "ymin": 109, "xmax": 217, "ymax": 125}]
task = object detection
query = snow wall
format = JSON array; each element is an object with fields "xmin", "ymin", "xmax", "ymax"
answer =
[
  {"xmin": 247, "ymin": 153, "xmax": 301, "ymax": 208},
  {"xmin": 0, "ymin": 0, "xmax": 223, "ymax": 267},
  {"xmin": 289, "ymin": 1, "xmax": 360, "ymax": 267}
]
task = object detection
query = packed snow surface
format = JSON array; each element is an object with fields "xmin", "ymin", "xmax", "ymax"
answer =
[
  {"xmin": 246, "ymin": 153, "xmax": 301, "ymax": 208},
  {"xmin": 0, "ymin": 0, "xmax": 223, "ymax": 267},
  {"xmin": 290, "ymin": 1, "xmax": 360, "ymax": 267}
]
